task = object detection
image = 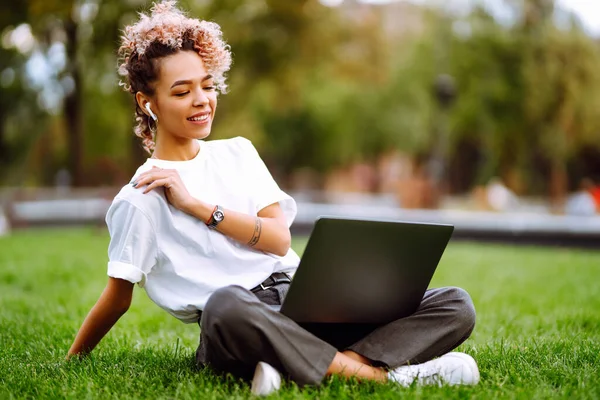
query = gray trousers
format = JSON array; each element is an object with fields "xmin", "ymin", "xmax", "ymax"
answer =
[{"xmin": 196, "ymin": 284, "xmax": 475, "ymax": 386}]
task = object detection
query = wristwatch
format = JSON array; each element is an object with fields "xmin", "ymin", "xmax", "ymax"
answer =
[{"xmin": 206, "ymin": 205, "xmax": 225, "ymax": 229}]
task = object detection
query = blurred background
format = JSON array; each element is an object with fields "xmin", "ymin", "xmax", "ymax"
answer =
[{"xmin": 2, "ymin": 0, "xmax": 600, "ymax": 241}]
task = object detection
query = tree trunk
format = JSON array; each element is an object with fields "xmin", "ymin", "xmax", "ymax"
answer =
[
  {"xmin": 549, "ymin": 159, "xmax": 567, "ymax": 214},
  {"xmin": 131, "ymin": 133, "xmax": 147, "ymax": 172},
  {"xmin": 63, "ymin": 17, "xmax": 84, "ymax": 187},
  {"xmin": 0, "ymin": 118, "xmax": 8, "ymax": 169}
]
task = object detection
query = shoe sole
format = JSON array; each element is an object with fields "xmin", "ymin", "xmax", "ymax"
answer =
[{"xmin": 441, "ymin": 352, "xmax": 480, "ymax": 385}]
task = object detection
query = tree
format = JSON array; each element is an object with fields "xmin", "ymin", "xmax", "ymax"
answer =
[
  {"xmin": 445, "ymin": 1, "xmax": 600, "ymax": 201},
  {"xmin": 521, "ymin": 28, "xmax": 600, "ymax": 208}
]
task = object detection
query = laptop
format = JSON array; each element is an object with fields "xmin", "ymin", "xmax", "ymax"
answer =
[{"xmin": 280, "ymin": 217, "xmax": 454, "ymax": 324}]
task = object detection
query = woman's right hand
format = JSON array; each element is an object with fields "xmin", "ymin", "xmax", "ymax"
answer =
[
  {"xmin": 67, "ymin": 278, "xmax": 133, "ymax": 358},
  {"xmin": 133, "ymin": 166, "xmax": 196, "ymax": 214}
]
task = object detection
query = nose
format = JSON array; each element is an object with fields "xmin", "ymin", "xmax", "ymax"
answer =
[{"xmin": 192, "ymin": 87, "xmax": 209, "ymax": 107}]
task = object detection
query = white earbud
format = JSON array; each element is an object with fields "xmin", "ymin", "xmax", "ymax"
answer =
[{"xmin": 145, "ymin": 103, "xmax": 158, "ymax": 121}]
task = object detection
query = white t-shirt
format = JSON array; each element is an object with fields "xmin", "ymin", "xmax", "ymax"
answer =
[{"xmin": 105, "ymin": 136, "xmax": 301, "ymax": 323}]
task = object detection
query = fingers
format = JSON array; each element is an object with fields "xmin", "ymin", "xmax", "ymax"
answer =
[
  {"xmin": 134, "ymin": 168, "xmax": 172, "ymax": 188},
  {"xmin": 143, "ymin": 178, "xmax": 172, "ymax": 194}
]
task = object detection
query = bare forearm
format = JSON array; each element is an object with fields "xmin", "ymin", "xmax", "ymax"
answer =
[
  {"xmin": 67, "ymin": 279, "xmax": 132, "ymax": 358},
  {"xmin": 67, "ymin": 302, "xmax": 127, "ymax": 357},
  {"xmin": 218, "ymin": 210, "xmax": 291, "ymax": 256},
  {"xmin": 184, "ymin": 198, "xmax": 291, "ymax": 256}
]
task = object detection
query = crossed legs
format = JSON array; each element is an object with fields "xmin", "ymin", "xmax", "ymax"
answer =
[{"xmin": 196, "ymin": 285, "xmax": 475, "ymax": 385}]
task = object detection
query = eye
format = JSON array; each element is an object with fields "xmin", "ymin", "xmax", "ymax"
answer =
[
  {"xmin": 204, "ymin": 86, "xmax": 216, "ymax": 91},
  {"xmin": 174, "ymin": 92, "xmax": 189, "ymax": 97}
]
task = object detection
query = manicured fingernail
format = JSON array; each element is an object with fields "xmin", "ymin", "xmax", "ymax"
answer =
[{"xmin": 131, "ymin": 181, "xmax": 137, "ymax": 187}]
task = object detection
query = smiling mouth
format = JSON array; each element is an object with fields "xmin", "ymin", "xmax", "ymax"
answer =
[{"xmin": 187, "ymin": 114, "xmax": 210, "ymax": 122}]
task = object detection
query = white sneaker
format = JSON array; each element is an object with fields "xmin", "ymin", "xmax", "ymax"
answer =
[
  {"xmin": 251, "ymin": 361, "xmax": 282, "ymax": 396},
  {"xmin": 388, "ymin": 352, "xmax": 480, "ymax": 387}
]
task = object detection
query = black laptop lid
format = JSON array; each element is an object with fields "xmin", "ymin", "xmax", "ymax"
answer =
[{"xmin": 280, "ymin": 217, "xmax": 454, "ymax": 324}]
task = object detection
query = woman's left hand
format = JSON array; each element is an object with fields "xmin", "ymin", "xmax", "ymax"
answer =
[{"xmin": 133, "ymin": 166, "xmax": 194, "ymax": 212}]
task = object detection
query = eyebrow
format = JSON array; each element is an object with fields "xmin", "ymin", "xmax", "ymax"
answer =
[{"xmin": 170, "ymin": 74, "xmax": 213, "ymax": 89}]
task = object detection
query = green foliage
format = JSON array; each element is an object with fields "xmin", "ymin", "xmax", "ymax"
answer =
[
  {"xmin": 0, "ymin": 48, "xmax": 45, "ymax": 183},
  {"xmin": 2, "ymin": 0, "xmax": 600, "ymax": 194},
  {"xmin": 446, "ymin": 2, "xmax": 600, "ymax": 192},
  {"xmin": 449, "ymin": 8, "xmax": 531, "ymax": 185},
  {"xmin": 1, "ymin": 228, "xmax": 600, "ymax": 398}
]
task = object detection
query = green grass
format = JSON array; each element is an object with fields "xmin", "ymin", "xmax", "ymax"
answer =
[{"xmin": 1, "ymin": 228, "xmax": 599, "ymax": 399}]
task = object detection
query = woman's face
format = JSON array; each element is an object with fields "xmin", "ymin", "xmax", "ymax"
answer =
[{"xmin": 150, "ymin": 50, "xmax": 218, "ymax": 141}]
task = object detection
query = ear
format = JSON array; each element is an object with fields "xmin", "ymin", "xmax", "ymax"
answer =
[{"xmin": 135, "ymin": 92, "xmax": 153, "ymax": 117}]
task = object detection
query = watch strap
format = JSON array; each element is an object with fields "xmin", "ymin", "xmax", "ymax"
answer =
[{"xmin": 206, "ymin": 205, "xmax": 218, "ymax": 226}]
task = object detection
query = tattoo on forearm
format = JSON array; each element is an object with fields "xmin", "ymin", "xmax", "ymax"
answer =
[{"xmin": 248, "ymin": 217, "xmax": 262, "ymax": 247}]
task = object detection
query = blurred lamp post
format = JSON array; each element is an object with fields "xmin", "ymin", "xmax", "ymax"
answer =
[{"xmin": 427, "ymin": 74, "xmax": 456, "ymax": 207}]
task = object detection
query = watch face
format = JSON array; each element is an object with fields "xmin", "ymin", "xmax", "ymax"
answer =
[{"xmin": 214, "ymin": 210, "xmax": 224, "ymax": 222}]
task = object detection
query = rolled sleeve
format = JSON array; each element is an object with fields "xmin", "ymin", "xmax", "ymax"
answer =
[
  {"xmin": 256, "ymin": 193, "xmax": 297, "ymax": 228},
  {"xmin": 238, "ymin": 137, "xmax": 298, "ymax": 227},
  {"xmin": 106, "ymin": 199, "xmax": 158, "ymax": 288},
  {"xmin": 107, "ymin": 261, "xmax": 146, "ymax": 286}
]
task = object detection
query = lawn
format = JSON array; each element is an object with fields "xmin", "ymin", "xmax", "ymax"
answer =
[{"xmin": 1, "ymin": 228, "xmax": 599, "ymax": 399}]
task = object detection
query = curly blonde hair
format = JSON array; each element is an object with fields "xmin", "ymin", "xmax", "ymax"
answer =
[{"xmin": 117, "ymin": 1, "xmax": 232, "ymax": 154}]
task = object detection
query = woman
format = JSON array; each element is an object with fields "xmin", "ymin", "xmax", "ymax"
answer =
[{"xmin": 67, "ymin": 1, "xmax": 479, "ymax": 395}]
